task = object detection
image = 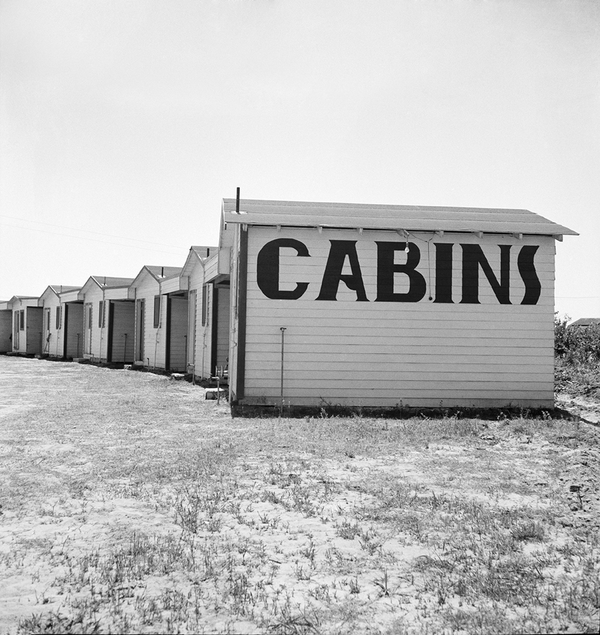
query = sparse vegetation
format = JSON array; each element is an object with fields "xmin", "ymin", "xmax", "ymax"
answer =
[
  {"xmin": 0, "ymin": 356, "xmax": 599, "ymax": 634},
  {"xmin": 555, "ymin": 314, "xmax": 600, "ymax": 400}
]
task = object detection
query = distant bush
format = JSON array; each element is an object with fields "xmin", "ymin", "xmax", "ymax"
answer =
[{"xmin": 555, "ymin": 314, "xmax": 600, "ymax": 364}]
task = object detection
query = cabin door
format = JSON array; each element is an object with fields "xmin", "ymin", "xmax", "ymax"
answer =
[{"xmin": 166, "ymin": 296, "xmax": 188, "ymax": 372}]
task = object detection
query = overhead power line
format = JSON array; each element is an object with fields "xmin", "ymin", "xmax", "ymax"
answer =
[
  {"xmin": 0, "ymin": 220, "xmax": 184, "ymax": 256},
  {"xmin": 0, "ymin": 213, "xmax": 185, "ymax": 249}
]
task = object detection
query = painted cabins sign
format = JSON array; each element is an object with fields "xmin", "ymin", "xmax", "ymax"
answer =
[{"xmin": 255, "ymin": 236, "xmax": 542, "ymax": 305}]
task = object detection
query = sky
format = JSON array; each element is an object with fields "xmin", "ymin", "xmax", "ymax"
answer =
[{"xmin": 1, "ymin": 0, "xmax": 598, "ymax": 320}]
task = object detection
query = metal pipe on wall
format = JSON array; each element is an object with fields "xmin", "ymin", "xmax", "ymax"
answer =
[{"xmin": 280, "ymin": 327, "xmax": 286, "ymax": 412}]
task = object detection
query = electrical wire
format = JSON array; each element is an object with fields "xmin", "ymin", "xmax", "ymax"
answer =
[
  {"xmin": 0, "ymin": 220, "xmax": 184, "ymax": 256},
  {"xmin": 0, "ymin": 214, "xmax": 183, "ymax": 249}
]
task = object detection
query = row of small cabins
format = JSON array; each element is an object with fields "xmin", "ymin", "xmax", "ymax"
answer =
[{"xmin": 0, "ymin": 199, "xmax": 577, "ymax": 413}]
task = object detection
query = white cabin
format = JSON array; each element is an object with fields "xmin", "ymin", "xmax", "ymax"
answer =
[
  {"xmin": 221, "ymin": 199, "xmax": 577, "ymax": 412},
  {"xmin": 57, "ymin": 288, "xmax": 85, "ymax": 359},
  {"xmin": 38, "ymin": 285, "xmax": 81, "ymax": 359},
  {"xmin": 80, "ymin": 276, "xmax": 135, "ymax": 364},
  {"xmin": 7, "ymin": 296, "xmax": 43, "ymax": 356},
  {"xmin": 177, "ymin": 246, "xmax": 220, "ymax": 379},
  {"xmin": 128, "ymin": 266, "xmax": 182, "ymax": 370}
]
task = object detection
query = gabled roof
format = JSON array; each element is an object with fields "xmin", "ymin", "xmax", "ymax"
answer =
[
  {"xmin": 190, "ymin": 246, "xmax": 216, "ymax": 259},
  {"xmin": 145, "ymin": 265, "xmax": 182, "ymax": 279},
  {"xmin": 81, "ymin": 276, "xmax": 134, "ymax": 295},
  {"xmin": 90, "ymin": 276, "xmax": 135, "ymax": 288},
  {"xmin": 130, "ymin": 265, "xmax": 182, "ymax": 286},
  {"xmin": 39, "ymin": 285, "xmax": 81, "ymax": 300},
  {"xmin": 571, "ymin": 318, "xmax": 600, "ymax": 327},
  {"xmin": 181, "ymin": 246, "xmax": 217, "ymax": 277},
  {"xmin": 7, "ymin": 295, "xmax": 39, "ymax": 308},
  {"xmin": 221, "ymin": 199, "xmax": 578, "ymax": 237}
]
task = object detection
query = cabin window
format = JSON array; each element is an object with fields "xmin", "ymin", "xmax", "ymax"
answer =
[
  {"xmin": 19, "ymin": 310, "xmax": 25, "ymax": 330},
  {"xmin": 56, "ymin": 306, "xmax": 62, "ymax": 329},
  {"xmin": 45, "ymin": 308, "xmax": 51, "ymax": 331},
  {"xmin": 153, "ymin": 295, "xmax": 161, "ymax": 328},
  {"xmin": 87, "ymin": 304, "xmax": 93, "ymax": 329},
  {"xmin": 98, "ymin": 301, "xmax": 105, "ymax": 328}
]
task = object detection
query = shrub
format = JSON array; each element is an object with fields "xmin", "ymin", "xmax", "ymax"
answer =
[{"xmin": 554, "ymin": 314, "xmax": 600, "ymax": 364}]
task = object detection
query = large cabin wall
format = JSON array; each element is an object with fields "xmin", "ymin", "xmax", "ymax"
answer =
[
  {"xmin": 234, "ymin": 226, "xmax": 555, "ymax": 409},
  {"xmin": 132, "ymin": 275, "xmax": 167, "ymax": 369}
]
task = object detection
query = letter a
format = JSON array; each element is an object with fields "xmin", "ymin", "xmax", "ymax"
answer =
[{"xmin": 316, "ymin": 240, "xmax": 368, "ymax": 301}]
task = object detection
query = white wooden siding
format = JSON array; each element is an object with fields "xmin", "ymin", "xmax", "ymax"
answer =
[
  {"xmin": 168, "ymin": 296, "xmax": 188, "ymax": 371},
  {"xmin": 40, "ymin": 292, "xmax": 64, "ymax": 358},
  {"xmin": 187, "ymin": 261, "xmax": 205, "ymax": 377},
  {"xmin": 239, "ymin": 226, "xmax": 556, "ymax": 408},
  {"xmin": 204, "ymin": 254, "xmax": 219, "ymax": 283},
  {"xmin": 131, "ymin": 274, "xmax": 167, "ymax": 369},
  {"xmin": 84, "ymin": 303, "xmax": 93, "ymax": 355},
  {"xmin": 229, "ymin": 230, "xmax": 243, "ymax": 400},
  {"xmin": 202, "ymin": 285, "xmax": 213, "ymax": 377},
  {"xmin": 82, "ymin": 287, "xmax": 107, "ymax": 361}
]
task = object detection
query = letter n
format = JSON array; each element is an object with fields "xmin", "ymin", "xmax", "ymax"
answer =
[{"xmin": 460, "ymin": 244, "xmax": 511, "ymax": 304}]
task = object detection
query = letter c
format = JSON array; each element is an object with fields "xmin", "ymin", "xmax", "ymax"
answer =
[{"xmin": 256, "ymin": 239, "xmax": 310, "ymax": 299}]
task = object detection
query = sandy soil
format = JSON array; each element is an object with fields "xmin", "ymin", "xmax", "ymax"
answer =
[{"xmin": 0, "ymin": 357, "xmax": 599, "ymax": 634}]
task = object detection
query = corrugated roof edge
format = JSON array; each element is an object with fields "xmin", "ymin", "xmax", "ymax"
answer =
[{"xmin": 221, "ymin": 199, "xmax": 578, "ymax": 236}]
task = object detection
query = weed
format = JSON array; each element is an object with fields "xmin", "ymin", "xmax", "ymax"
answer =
[
  {"xmin": 374, "ymin": 570, "xmax": 392, "ymax": 597},
  {"xmin": 335, "ymin": 519, "xmax": 361, "ymax": 540},
  {"xmin": 511, "ymin": 519, "xmax": 546, "ymax": 542}
]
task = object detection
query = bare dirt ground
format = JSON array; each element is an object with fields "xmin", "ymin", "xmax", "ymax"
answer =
[{"xmin": 0, "ymin": 356, "xmax": 598, "ymax": 634}]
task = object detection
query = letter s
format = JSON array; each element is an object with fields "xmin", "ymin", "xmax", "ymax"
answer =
[{"xmin": 518, "ymin": 245, "xmax": 541, "ymax": 305}]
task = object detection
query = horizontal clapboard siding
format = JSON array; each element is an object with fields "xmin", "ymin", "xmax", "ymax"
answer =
[
  {"xmin": 139, "ymin": 276, "xmax": 166, "ymax": 369},
  {"xmin": 39, "ymin": 291, "xmax": 63, "ymax": 358},
  {"xmin": 240, "ymin": 226, "xmax": 555, "ymax": 408},
  {"xmin": 81, "ymin": 287, "xmax": 111, "ymax": 361},
  {"xmin": 187, "ymin": 263, "xmax": 206, "ymax": 376}
]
